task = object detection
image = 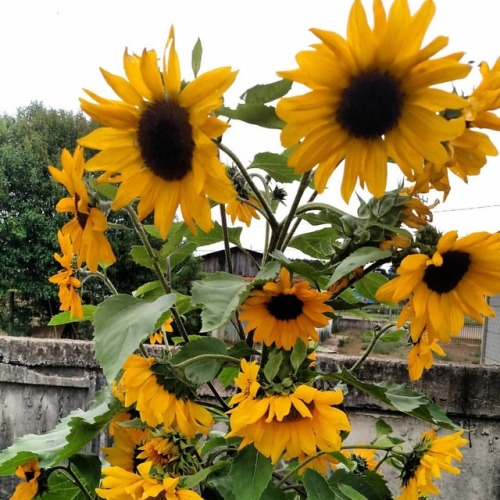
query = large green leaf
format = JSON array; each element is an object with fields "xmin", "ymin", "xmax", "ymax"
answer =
[
  {"xmin": 93, "ymin": 293, "xmax": 176, "ymax": 381},
  {"xmin": 328, "ymin": 469, "xmax": 391, "ymax": 500},
  {"xmin": 216, "ymin": 104, "xmax": 285, "ymax": 129},
  {"xmin": 242, "ymin": 79, "xmax": 293, "ymax": 104},
  {"xmin": 187, "ymin": 221, "xmax": 242, "ymax": 247},
  {"xmin": 44, "ymin": 470, "xmax": 87, "ymax": 499},
  {"xmin": 230, "ymin": 445, "xmax": 273, "ymax": 500},
  {"xmin": 248, "ymin": 152, "xmax": 301, "ymax": 183},
  {"xmin": 48, "ymin": 305, "xmax": 96, "ymax": 325},
  {"xmin": 191, "ymin": 273, "xmax": 252, "ymax": 332},
  {"xmin": 170, "ymin": 337, "xmax": 229, "ymax": 385},
  {"xmin": 323, "ymin": 369, "xmax": 459, "ymax": 430},
  {"xmin": 0, "ymin": 389, "xmax": 120, "ymax": 475},
  {"xmin": 303, "ymin": 469, "xmax": 335, "ymax": 500},
  {"xmin": 68, "ymin": 453, "xmax": 102, "ymax": 495},
  {"xmin": 289, "ymin": 228, "xmax": 344, "ymax": 259},
  {"xmin": 327, "ymin": 247, "xmax": 391, "ymax": 287},
  {"xmin": 353, "ymin": 272, "xmax": 388, "ymax": 302}
]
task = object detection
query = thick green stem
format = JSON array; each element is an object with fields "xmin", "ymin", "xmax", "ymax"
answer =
[{"xmin": 173, "ymin": 353, "xmax": 241, "ymax": 370}]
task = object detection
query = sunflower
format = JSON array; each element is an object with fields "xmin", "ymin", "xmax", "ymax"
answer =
[
  {"xmin": 227, "ymin": 384, "xmax": 350, "ymax": 464},
  {"xmin": 407, "ymin": 330, "xmax": 446, "ymax": 381},
  {"xmin": 49, "ymin": 146, "xmax": 116, "ymax": 273},
  {"xmin": 149, "ymin": 316, "xmax": 174, "ymax": 345},
  {"xmin": 226, "ymin": 196, "xmax": 261, "ymax": 227},
  {"xmin": 379, "ymin": 233, "xmax": 412, "ymax": 250},
  {"xmin": 228, "ymin": 359, "xmax": 261, "ymax": 406},
  {"xmin": 398, "ymin": 429, "xmax": 467, "ymax": 499},
  {"xmin": 239, "ymin": 267, "xmax": 333, "ymax": 350},
  {"xmin": 78, "ymin": 27, "xmax": 237, "ymax": 238},
  {"xmin": 376, "ymin": 230, "xmax": 500, "ymax": 342},
  {"xmin": 11, "ymin": 460, "xmax": 43, "ymax": 500},
  {"xmin": 399, "ymin": 188, "xmax": 436, "ymax": 229},
  {"xmin": 276, "ymin": 0, "xmax": 470, "ymax": 202},
  {"xmin": 118, "ymin": 354, "xmax": 214, "ymax": 437},
  {"xmin": 48, "ymin": 230, "xmax": 83, "ymax": 319},
  {"xmin": 342, "ymin": 445, "xmax": 378, "ymax": 472}
]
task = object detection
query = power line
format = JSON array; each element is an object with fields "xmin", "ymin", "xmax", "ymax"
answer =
[{"xmin": 434, "ymin": 203, "xmax": 500, "ymax": 213}]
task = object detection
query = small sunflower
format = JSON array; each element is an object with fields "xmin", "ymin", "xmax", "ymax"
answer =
[
  {"xmin": 228, "ymin": 359, "xmax": 261, "ymax": 406},
  {"xmin": 379, "ymin": 233, "xmax": 412, "ymax": 250},
  {"xmin": 399, "ymin": 188, "xmax": 436, "ymax": 229},
  {"xmin": 399, "ymin": 429, "xmax": 467, "ymax": 499},
  {"xmin": 78, "ymin": 27, "xmax": 237, "ymax": 238},
  {"xmin": 239, "ymin": 267, "xmax": 333, "ymax": 350},
  {"xmin": 149, "ymin": 316, "xmax": 174, "ymax": 344},
  {"xmin": 227, "ymin": 384, "xmax": 350, "ymax": 464},
  {"xmin": 226, "ymin": 196, "xmax": 261, "ymax": 227},
  {"xmin": 407, "ymin": 330, "xmax": 446, "ymax": 381},
  {"xmin": 48, "ymin": 230, "xmax": 83, "ymax": 319},
  {"xmin": 49, "ymin": 146, "xmax": 116, "ymax": 273},
  {"xmin": 118, "ymin": 354, "xmax": 213, "ymax": 437},
  {"xmin": 276, "ymin": 0, "xmax": 470, "ymax": 202},
  {"xmin": 342, "ymin": 445, "xmax": 378, "ymax": 472},
  {"xmin": 376, "ymin": 230, "xmax": 500, "ymax": 342},
  {"xmin": 11, "ymin": 460, "xmax": 43, "ymax": 500}
]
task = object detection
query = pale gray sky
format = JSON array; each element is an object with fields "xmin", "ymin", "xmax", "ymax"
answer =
[{"xmin": 1, "ymin": 0, "xmax": 499, "ymax": 251}]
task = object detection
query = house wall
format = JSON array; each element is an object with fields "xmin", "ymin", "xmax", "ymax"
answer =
[
  {"xmin": 482, "ymin": 295, "xmax": 500, "ymax": 365},
  {"xmin": 0, "ymin": 337, "xmax": 499, "ymax": 499}
]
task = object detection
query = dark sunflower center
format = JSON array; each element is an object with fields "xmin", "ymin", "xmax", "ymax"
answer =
[
  {"xmin": 336, "ymin": 70, "xmax": 404, "ymax": 139},
  {"xmin": 281, "ymin": 401, "xmax": 314, "ymax": 422},
  {"xmin": 137, "ymin": 100, "xmax": 195, "ymax": 181},
  {"xmin": 423, "ymin": 250, "xmax": 471, "ymax": 294},
  {"xmin": 266, "ymin": 293, "xmax": 304, "ymax": 320},
  {"xmin": 74, "ymin": 194, "xmax": 88, "ymax": 230}
]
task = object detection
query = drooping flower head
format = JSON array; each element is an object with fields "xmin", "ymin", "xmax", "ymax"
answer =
[
  {"xmin": 11, "ymin": 460, "xmax": 44, "ymax": 500},
  {"xmin": 398, "ymin": 429, "xmax": 467, "ymax": 499},
  {"xmin": 376, "ymin": 231, "xmax": 500, "ymax": 343},
  {"xmin": 227, "ymin": 384, "xmax": 350, "ymax": 464},
  {"xmin": 79, "ymin": 27, "xmax": 237, "ymax": 238},
  {"xmin": 48, "ymin": 230, "xmax": 83, "ymax": 319},
  {"xmin": 407, "ymin": 329, "xmax": 446, "ymax": 381},
  {"xmin": 226, "ymin": 196, "xmax": 261, "ymax": 227},
  {"xmin": 48, "ymin": 146, "xmax": 116, "ymax": 273},
  {"xmin": 118, "ymin": 354, "xmax": 214, "ymax": 438},
  {"xmin": 276, "ymin": 0, "xmax": 470, "ymax": 202},
  {"xmin": 228, "ymin": 359, "xmax": 261, "ymax": 407},
  {"xmin": 239, "ymin": 267, "xmax": 333, "ymax": 350}
]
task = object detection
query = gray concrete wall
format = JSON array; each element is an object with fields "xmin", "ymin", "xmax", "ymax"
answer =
[
  {"xmin": 483, "ymin": 295, "xmax": 500, "ymax": 365},
  {"xmin": 1, "ymin": 337, "xmax": 499, "ymax": 498}
]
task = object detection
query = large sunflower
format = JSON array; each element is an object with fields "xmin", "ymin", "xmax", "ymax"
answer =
[
  {"xmin": 239, "ymin": 267, "xmax": 333, "ymax": 350},
  {"xmin": 276, "ymin": 0, "xmax": 470, "ymax": 202},
  {"xmin": 78, "ymin": 27, "xmax": 237, "ymax": 238},
  {"xmin": 118, "ymin": 354, "xmax": 214, "ymax": 438},
  {"xmin": 49, "ymin": 146, "xmax": 116, "ymax": 273},
  {"xmin": 376, "ymin": 230, "xmax": 500, "ymax": 343},
  {"xmin": 399, "ymin": 429, "xmax": 467, "ymax": 499},
  {"xmin": 227, "ymin": 384, "xmax": 350, "ymax": 464}
]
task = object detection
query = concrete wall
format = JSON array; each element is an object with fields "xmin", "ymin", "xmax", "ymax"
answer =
[
  {"xmin": 483, "ymin": 295, "xmax": 500, "ymax": 365},
  {"xmin": 1, "ymin": 337, "xmax": 499, "ymax": 498}
]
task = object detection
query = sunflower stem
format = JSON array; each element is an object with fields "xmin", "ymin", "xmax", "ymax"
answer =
[
  {"xmin": 217, "ymin": 141, "xmax": 279, "ymax": 231},
  {"xmin": 172, "ymin": 353, "xmax": 241, "ymax": 370},
  {"xmin": 90, "ymin": 270, "xmax": 119, "ymax": 295},
  {"xmin": 349, "ymin": 322, "xmax": 396, "ymax": 373},
  {"xmin": 276, "ymin": 451, "xmax": 325, "ymax": 487},
  {"xmin": 274, "ymin": 172, "xmax": 312, "ymax": 252},
  {"xmin": 49, "ymin": 465, "xmax": 94, "ymax": 500}
]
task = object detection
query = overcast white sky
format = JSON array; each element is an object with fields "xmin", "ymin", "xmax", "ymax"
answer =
[{"xmin": 1, "ymin": 0, "xmax": 499, "ymax": 252}]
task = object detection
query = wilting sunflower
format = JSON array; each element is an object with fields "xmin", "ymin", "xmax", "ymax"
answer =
[
  {"xmin": 407, "ymin": 330, "xmax": 446, "ymax": 381},
  {"xmin": 227, "ymin": 384, "xmax": 350, "ymax": 464},
  {"xmin": 276, "ymin": 0, "xmax": 470, "ymax": 202},
  {"xmin": 11, "ymin": 460, "xmax": 43, "ymax": 500},
  {"xmin": 399, "ymin": 187, "xmax": 436, "ymax": 229},
  {"xmin": 48, "ymin": 230, "xmax": 83, "ymax": 319},
  {"xmin": 379, "ymin": 233, "xmax": 412, "ymax": 250},
  {"xmin": 239, "ymin": 267, "xmax": 333, "ymax": 350},
  {"xmin": 228, "ymin": 359, "xmax": 261, "ymax": 406},
  {"xmin": 118, "ymin": 354, "xmax": 213, "ymax": 437},
  {"xmin": 226, "ymin": 196, "xmax": 261, "ymax": 227},
  {"xmin": 49, "ymin": 146, "xmax": 116, "ymax": 273},
  {"xmin": 376, "ymin": 230, "xmax": 500, "ymax": 342},
  {"xmin": 78, "ymin": 27, "xmax": 237, "ymax": 238},
  {"xmin": 399, "ymin": 429, "xmax": 467, "ymax": 499}
]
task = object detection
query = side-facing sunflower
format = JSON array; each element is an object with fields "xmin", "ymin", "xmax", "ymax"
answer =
[
  {"xmin": 276, "ymin": 0, "xmax": 470, "ymax": 202},
  {"xmin": 239, "ymin": 267, "xmax": 333, "ymax": 350},
  {"xmin": 376, "ymin": 230, "xmax": 500, "ymax": 343},
  {"xmin": 399, "ymin": 429, "xmax": 467, "ymax": 499},
  {"xmin": 227, "ymin": 384, "xmax": 350, "ymax": 464},
  {"xmin": 49, "ymin": 146, "xmax": 116, "ymax": 273},
  {"xmin": 78, "ymin": 27, "xmax": 237, "ymax": 238},
  {"xmin": 11, "ymin": 460, "xmax": 44, "ymax": 500},
  {"xmin": 118, "ymin": 354, "xmax": 213, "ymax": 438},
  {"xmin": 225, "ymin": 196, "xmax": 261, "ymax": 227}
]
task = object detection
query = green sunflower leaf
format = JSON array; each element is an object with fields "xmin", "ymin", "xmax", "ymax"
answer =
[
  {"xmin": 93, "ymin": 293, "xmax": 176, "ymax": 381},
  {"xmin": 289, "ymin": 227, "xmax": 344, "ymax": 259},
  {"xmin": 216, "ymin": 104, "xmax": 285, "ymax": 129},
  {"xmin": 328, "ymin": 469, "xmax": 391, "ymax": 500},
  {"xmin": 191, "ymin": 272, "xmax": 252, "ymax": 332},
  {"xmin": 248, "ymin": 152, "xmax": 301, "ymax": 183},
  {"xmin": 187, "ymin": 221, "xmax": 242, "ymax": 247},
  {"xmin": 68, "ymin": 453, "xmax": 102, "ymax": 495},
  {"xmin": 242, "ymin": 79, "xmax": 293, "ymax": 104},
  {"xmin": 191, "ymin": 37, "xmax": 203, "ymax": 77},
  {"xmin": 47, "ymin": 305, "xmax": 97, "ymax": 325},
  {"xmin": 303, "ymin": 469, "xmax": 336, "ymax": 500},
  {"xmin": 353, "ymin": 272, "xmax": 389, "ymax": 302},
  {"xmin": 0, "ymin": 389, "xmax": 120, "ymax": 475},
  {"xmin": 229, "ymin": 445, "xmax": 273, "ymax": 500},
  {"xmin": 45, "ymin": 469, "xmax": 87, "ymax": 499},
  {"xmin": 327, "ymin": 247, "xmax": 392, "ymax": 287}
]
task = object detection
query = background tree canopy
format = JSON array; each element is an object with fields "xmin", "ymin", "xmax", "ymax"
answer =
[{"xmin": 0, "ymin": 102, "xmax": 203, "ymax": 336}]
